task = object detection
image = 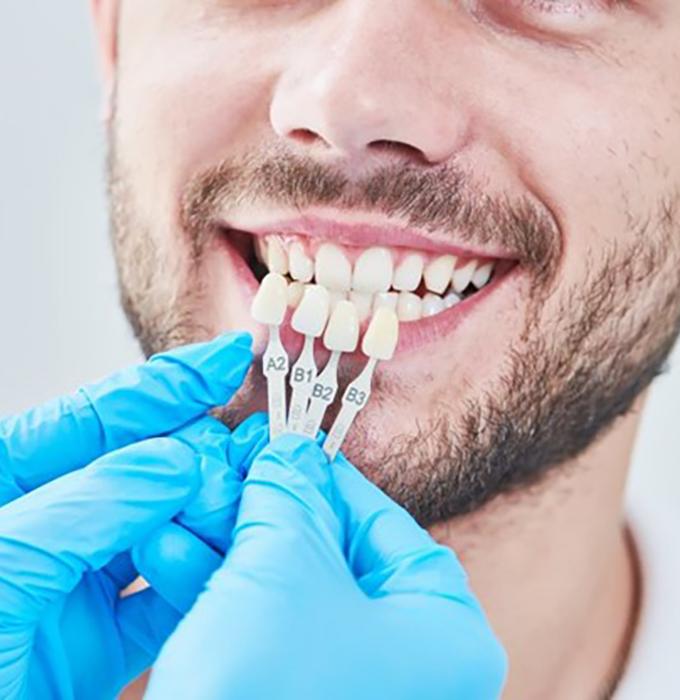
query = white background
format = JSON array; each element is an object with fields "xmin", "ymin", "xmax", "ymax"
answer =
[{"xmin": 0, "ymin": 3, "xmax": 677, "ymax": 500}]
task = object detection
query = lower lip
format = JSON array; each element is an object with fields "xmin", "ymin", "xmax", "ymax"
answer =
[{"xmin": 218, "ymin": 232, "xmax": 521, "ymax": 359}]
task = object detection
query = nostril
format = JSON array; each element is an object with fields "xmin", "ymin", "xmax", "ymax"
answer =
[
  {"xmin": 368, "ymin": 139, "xmax": 430, "ymax": 165},
  {"xmin": 289, "ymin": 128, "xmax": 324, "ymax": 146}
]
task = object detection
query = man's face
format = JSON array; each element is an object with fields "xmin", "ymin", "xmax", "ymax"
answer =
[{"xmin": 107, "ymin": 1, "xmax": 680, "ymax": 525}]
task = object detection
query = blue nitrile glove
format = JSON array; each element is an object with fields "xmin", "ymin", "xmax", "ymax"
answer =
[
  {"xmin": 145, "ymin": 435, "xmax": 508, "ymax": 700},
  {"xmin": 132, "ymin": 413, "xmax": 270, "ymax": 615},
  {"xmin": 0, "ymin": 333, "xmax": 253, "ymax": 700}
]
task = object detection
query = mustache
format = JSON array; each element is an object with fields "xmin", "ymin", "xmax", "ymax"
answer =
[{"xmin": 181, "ymin": 142, "xmax": 562, "ymax": 283}]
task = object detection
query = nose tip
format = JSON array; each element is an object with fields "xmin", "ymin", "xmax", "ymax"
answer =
[{"xmin": 270, "ymin": 66, "xmax": 467, "ymax": 167}]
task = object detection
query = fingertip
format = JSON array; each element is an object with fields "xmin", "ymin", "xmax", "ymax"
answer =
[
  {"xmin": 225, "ymin": 331, "xmax": 253, "ymax": 350},
  {"xmin": 173, "ymin": 415, "xmax": 231, "ymax": 448},
  {"xmin": 247, "ymin": 433, "xmax": 332, "ymax": 496},
  {"xmin": 133, "ymin": 523, "xmax": 221, "ymax": 614},
  {"xmin": 228, "ymin": 413, "xmax": 270, "ymax": 475},
  {"xmin": 111, "ymin": 437, "xmax": 203, "ymax": 494}
]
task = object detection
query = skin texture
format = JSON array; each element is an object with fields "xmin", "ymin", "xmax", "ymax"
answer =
[{"xmin": 91, "ymin": 1, "xmax": 680, "ymax": 698}]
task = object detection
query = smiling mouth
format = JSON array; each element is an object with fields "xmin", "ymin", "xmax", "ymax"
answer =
[{"xmin": 224, "ymin": 224, "xmax": 519, "ymax": 327}]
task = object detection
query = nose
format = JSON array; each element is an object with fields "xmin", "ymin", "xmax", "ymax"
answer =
[{"xmin": 269, "ymin": 2, "xmax": 472, "ymax": 166}]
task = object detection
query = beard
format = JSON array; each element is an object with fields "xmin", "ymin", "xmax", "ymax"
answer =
[{"xmin": 107, "ymin": 133, "xmax": 680, "ymax": 528}]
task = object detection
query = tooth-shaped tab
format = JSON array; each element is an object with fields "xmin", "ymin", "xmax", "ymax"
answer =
[
  {"xmin": 393, "ymin": 253, "xmax": 424, "ymax": 292},
  {"xmin": 422, "ymin": 293, "xmax": 445, "ymax": 318},
  {"xmin": 329, "ymin": 290, "xmax": 347, "ymax": 311},
  {"xmin": 373, "ymin": 292, "xmax": 398, "ymax": 312},
  {"xmin": 472, "ymin": 262, "xmax": 494, "ymax": 289},
  {"xmin": 251, "ymin": 273, "xmax": 288, "ymax": 325},
  {"xmin": 397, "ymin": 291, "xmax": 422, "ymax": 322},
  {"xmin": 424, "ymin": 255, "xmax": 456, "ymax": 294},
  {"xmin": 353, "ymin": 247, "xmax": 394, "ymax": 293},
  {"xmin": 452, "ymin": 260, "xmax": 477, "ymax": 293},
  {"xmin": 315, "ymin": 243, "xmax": 352, "ymax": 291},
  {"xmin": 287, "ymin": 281, "xmax": 305, "ymax": 308},
  {"xmin": 292, "ymin": 284, "xmax": 331, "ymax": 337},
  {"xmin": 289, "ymin": 242, "xmax": 314, "ymax": 283},
  {"xmin": 362, "ymin": 307, "xmax": 399, "ymax": 361},
  {"xmin": 324, "ymin": 300, "xmax": 360, "ymax": 353},
  {"xmin": 349, "ymin": 291, "xmax": 373, "ymax": 321},
  {"xmin": 267, "ymin": 239, "xmax": 289, "ymax": 275}
]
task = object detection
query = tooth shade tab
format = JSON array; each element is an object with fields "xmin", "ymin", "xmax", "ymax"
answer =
[
  {"xmin": 315, "ymin": 243, "xmax": 352, "ymax": 291},
  {"xmin": 287, "ymin": 281, "xmax": 305, "ymax": 308},
  {"xmin": 349, "ymin": 291, "xmax": 373, "ymax": 321},
  {"xmin": 251, "ymin": 273, "xmax": 288, "ymax": 325},
  {"xmin": 393, "ymin": 253, "xmax": 424, "ymax": 292},
  {"xmin": 373, "ymin": 292, "xmax": 398, "ymax": 312},
  {"xmin": 353, "ymin": 247, "xmax": 394, "ymax": 293},
  {"xmin": 362, "ymin": 307, "xmax": 399, "ymax": 361},
  {"xmin": 324, "ymin": 300, "xmax": 360, "ymax": 353},
  {"xmin": 289, "ymin": 242, "xmax": 314, "ymax": 283},
  {"xmin": 292, "ymin": 284, "xmax": 331, "ymax": 337}
]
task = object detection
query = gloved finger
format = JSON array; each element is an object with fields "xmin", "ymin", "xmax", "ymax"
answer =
[
  {"xmin": 173, "ymin": 416, "xmax": 239, "ymax": 553},
  {"xmin": 133, "ymin": 523, "xmax": 222, "ymax": 614},
  {"xmin": 222, "ymin": 434, "xmax": 346, "ymax": 589},
  {"xmin": 114, "ymin": 586, "xmax": 186, "ymax": 689},
  {"xmin": 0, "ymin": 332, "xmax": 253, "ymax": 493},
  {"xmin": 331, "ymin": 453, "xmax": 470, "ymax": 599},
  {"xmin": 0, "ymin": 437, "xmax": 202, "ymax": 633},
  {"xmin": 227, "ymin": 412, "xmax": 270, "ymax": 475},
  {"xmin": 133, "ymin": 414, "xmax": 269, "ymax": 612}
]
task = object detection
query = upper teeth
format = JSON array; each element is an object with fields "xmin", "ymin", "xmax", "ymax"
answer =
[{"xmin": 255, "ymin": 236, "xmax": 497, "ymax": 323}]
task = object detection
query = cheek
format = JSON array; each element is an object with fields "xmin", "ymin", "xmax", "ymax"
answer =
[
  {"xmin": 114, "ymin": 28, "xmax": 280, "ymax": 233},
  {"xmin": 489, "ymin": 55, "xmax": 680, "ymax": 294}
]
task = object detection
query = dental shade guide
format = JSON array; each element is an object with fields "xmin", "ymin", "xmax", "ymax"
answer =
[
  {"xmin": 302, "ymin": 300, "xmax": 360, "ymax": 439},
  {"xmin": 250, "ymin": 273, "xmax": 290, "ymax": 441},
  {"xmin": 322, "ymin": 307, "xmax": 399, "ymax": 461},
  {"xmin": 287, "ymin": 285, "xmax": 330, "ymax": 433}
]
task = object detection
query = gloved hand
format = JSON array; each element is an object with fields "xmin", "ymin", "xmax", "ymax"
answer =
[
  {"xmin": 146, "ymin": 434, "xmax": 508, "ymax": 700},
  {"xmin": 0, "ymin": 332, "xmax": 253, "ymax": 700}
]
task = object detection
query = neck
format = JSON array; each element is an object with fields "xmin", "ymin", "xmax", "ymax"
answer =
[{"xmin": 430, "ymin": 398, "xmax": 644, "ymax": 700}]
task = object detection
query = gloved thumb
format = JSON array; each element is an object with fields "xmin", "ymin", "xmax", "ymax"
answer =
[
  {"xmin": 331, "ymin": 453, "xmax": 470, "ymax": 600},
  {"xmin": 220, "ymin": 434, "xmax": 347, "ymax": 590}
]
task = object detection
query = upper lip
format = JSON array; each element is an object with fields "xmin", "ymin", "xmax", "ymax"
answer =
[{"xmin": 222, "ymin": 212, "xmax": 519, "ymax": 261}]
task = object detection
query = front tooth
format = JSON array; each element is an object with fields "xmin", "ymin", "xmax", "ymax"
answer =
[
  {"xmin": 362, "ymin": 308, "xmax": 400, "ymax": 361},
  {"xmin": 267, "ymin": 239, "xmax": 289, "ymax": 275},
  {"xmin": 251, "ymin": 273, "xmax": 288, "ymax": 325},
  {"xmin": 349, "ymin": 291, "xmax": 373, "ymax": 321},
  {"xmin": 323, "ymin": 300, "xmax": 360, "ymax": 353},
  {"xmin": 287, "ymin": 281, "xmax": 305, "ymax": 308},
  {"xmin": 291, "ymin": 284, "xmax": 330, "ymax": 337},
  {"xmin": 472, "ymin": 262, "xmax": 494, "ymax": 289},
  {"xmin": 289, "ymin": 242, "xmax": 314, "ymax": 283},
  {"xmin": 393, "ymin": 254, "xmax": 424, "ymax": 292},
  {"xmin": 315, "ymin": 243, "xmax": 352, "ymax": 291},
  {"xmin": 373, "ymin": 292, "xmax": 398, "ymax": 312},
  {"xmin": 329, "ymin": 290, "xmax": 347, "ymax": 311},
  {"xmin": 352, "ymin": 247, "xmax": 394, "ymax": 293},
  {"xmin": 424, "ymin": 255, "xmax": 456, "ymax": 294},
  {"xmin": 397, "ymin": 292, "xmax": 422, "ymax": 322},
  {"xmin": 452, "ymin": 260, "xmax": 477, "ymax": 293},
  {"xmin": 422, "ymin": 293, "xmax": 445, "ymax": 318}
]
